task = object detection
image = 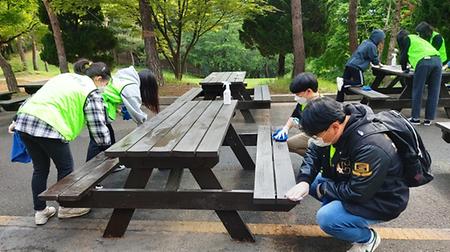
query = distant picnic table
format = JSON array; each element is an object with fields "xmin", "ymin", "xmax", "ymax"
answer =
[{"xmin": 17, "ymin": 80, "xmax": 47, "ymax": 94}]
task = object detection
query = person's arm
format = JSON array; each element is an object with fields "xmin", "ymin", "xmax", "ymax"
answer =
[
  {"xmin": 431, "ymin": 34, "xmax": 443, "ymax": 51},
  {"xmin": 370, "ymin": 44, "xmax": 380, "ymax": 66},
  {"xmin": 318, "ymin": 144, "xmax": 390, "ymax": 203},
  {"xmin": 84, "ymin": 90, "xmax": 111, "ymax": 146},
  {"xmin": 400, "ymin": 37, "xmax": 410, "ymax": 71},
  {"xmin": 296, "ymin": 143, "xmax": 323, "ymax": 184},
  {"xmin": 121, "ymin": 85, "xmax": 147, "ymax": 125}
]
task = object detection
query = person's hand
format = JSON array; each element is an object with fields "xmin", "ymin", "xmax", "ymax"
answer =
[
  {"xmin": 272, "ymin": 126, "xmax": 289, "ymax": 142},
  {"xmin": 121, "ymin": 105, "xmax": 131, "ymax": 120},
  {"xmin": 285, "ymin": 182, "xmax": 310, "ymax": 201},
  {"xmin": 8, "ymin": 121, "xmax": 16, "ymax": 134}
]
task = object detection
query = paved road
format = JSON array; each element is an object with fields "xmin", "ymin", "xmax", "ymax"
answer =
[{"xmin": 1, "ymin": 102, "xmax": 450, "ymax": 251}]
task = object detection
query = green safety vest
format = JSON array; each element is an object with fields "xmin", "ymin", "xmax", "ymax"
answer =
[
  {"xmin": 408, "ymin": 35, "xmax": 440, "ymax": 69},
  {"xmin": 18, "ymin": 73, "xmax": 96, "ymax": 141},
  {"xmin": 431, "ymin": 31, "xmax": 447, "ymax": 63},
  {"xmin": 329, "ymin": 145, "xmax": 336, "ymax": 166},
  {"xmin": 102, "ymin": 79, "xmax": 130, "ymax": 121}
]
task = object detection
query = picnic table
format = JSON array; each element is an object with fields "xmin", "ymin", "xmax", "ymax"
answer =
[
  {"xmin": 17, "ymin": 80, "xmax": 47, "ymax": 94},
  {"xmin": 0, "ymin": 91, "xmax": 14, "ymax": 100},
  {"xmin": 39, "ymin": 91, "xmax": 296, "ymax": 241},
  {"xmin": 200, "ymin": 71, "xmax": 271, "ymax": 123},
  {"xmin": 436, "ymin": 122, "xmax": 450, "ymax": 143},
  {"xmin": 363, "ymin": 65, "xmax": 450, "ymax": 117}
]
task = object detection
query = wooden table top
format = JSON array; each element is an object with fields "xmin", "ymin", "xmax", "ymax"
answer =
[
  {"xmin": 200, "ymin": 71, "xmax": 246, "ymax": 85},
  {"xmin": 436, "ymin": 122, "xmax": 450, "ymax": 132},
  {"xmin": 372, "ymin": 65, "xmax": 450, "ymax": 78},
  {"xmin": 105, "ymin": 100, "xmax": 237, "ymax": 158},
  {"xmin": 17, "ymin": 80, "xmax": 47, "ymax": 87}
]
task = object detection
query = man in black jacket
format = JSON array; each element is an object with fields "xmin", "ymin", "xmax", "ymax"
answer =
[{"xmin": 286, "ymin": 97, "xmax": 409, "ymax": 252}]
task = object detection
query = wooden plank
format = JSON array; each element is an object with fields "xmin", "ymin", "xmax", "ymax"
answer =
[
  {"xmin": 164, "ymin": 168, "xmax": 184, "ymax": 191},
  {"xmin": 127, "ymin": 101, "xmax": 199, "ymax": 156},
  {"xmin": 254, "ymin": 86, "xmax": 263, "ymax": 101},
  {"xmin": 261, "ymin": 85, "xmax": 271, "ymax": 101},
  {"xmin": 105, "ymin": 98, "xmax": 186, "ymax": 157},
  {"xmin": 196, "ymin": 100, "xmax": 237, "ymax": 157},
  {"xmin": 149, "ymin": 101, "xmax": 211, "ymax": 156},
  {"xmin": 201, "ymin": 72, "xmax": 219, "ymax": 84},
  {"xmin": 58, "ymin": 158, "xmax": 119, "ymax": 201},
  {"xmin": 175, "ymin": 87, "xmax": 203, "ymax": 103},
  {"xmin": 436, "ymin": 122, "xmax": 450, "ymax": 132},
  {"xmin": 272, "ymin": 139, "xmax": 296, "ymax": 204},
  {"xmin": 0, "ymin": 95, "xmax": 29, "ymax": 104},
  {"xmin": 39, "ymin": 153, "xmax": 110, "ymax": 200},
  {"xmin": 229, "ymin": 71, "xmax": 246, "ymax": 83},
  {"xmin": 348, "ymin": 86, "xmax": 390, "ymax": 100},
  {"xmin": 172, "ymin": 101, "xmax": 223, "ymax": 156},
  {"xmin": 0, "ymin": 91, "xmax": 14, "ymax": 100},
  {"xmin": 253, "ymin": 126, "xmax": 276, "ymax": 204}
]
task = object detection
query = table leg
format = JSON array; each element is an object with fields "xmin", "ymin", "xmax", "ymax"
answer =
[
  {"xmin": 189, "ymin": 166, "xmax": 255, "ymax": 242},
  {"xmin": 225, "ymin": 124, "xmax": 255, "ymax": 170},
  {"xmin": 103, "ymin": 168, "xmax": 153, "ymax": 238},
  {"xmin": 236, "ymin": 84, "xmax": 256, "ymax": 123}
]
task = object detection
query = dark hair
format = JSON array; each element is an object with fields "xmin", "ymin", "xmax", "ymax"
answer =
[
  {"xmin": 396, "ymin": 29, "xmax": 410, "ymax": 50},
  {"xmin": 73, "ymin": 58, "xmax": 111, "ymax": 81},
  {"xmin": 301, "ymin": 97, "xmax": 346, "ymax": 136},
  {"xmin": 138, "ymin": 69, "xmax": 160, "ymax": 113},
  {"xmin": 415, "ymin": 21, "xmax": 433, "ymax": 40},
  {"xmin": 289, "ymin": 72, "xmax": 318, "ymax": 93}
]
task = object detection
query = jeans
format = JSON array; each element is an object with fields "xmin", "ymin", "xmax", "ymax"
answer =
[
  {"xmin": 86, "ymin": 123, "xmax": 115, "ymax": 162},
  {"xmin": 336, "ymin": 66, "xmax": 365, "ymax": 102},
  {"xmin": 411, "ymin": 56, "xmax": 442, "ymax": 120},
  {"xmin": 19, "ymin": 132, "xmax": 73, "ymax": 211},
  {"xmin": 310, "ymin": 173, "xmax": 381, "ymax": 243}
]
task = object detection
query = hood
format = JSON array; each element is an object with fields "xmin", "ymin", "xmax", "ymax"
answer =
[
  {"xmin": 335, "ymin": 103, "xmax": 375, "ymax": 148},
  {"xmin": 396, "ymin": 29, "xmax": 410, "ymax": 50},
  {"xmin": 415, "ymin": 21, "xmax": 433, "ymax": 40},
  {"xmin": 113, "ymin": 66, "xmax": 140, "ymax": 87},
  {"xmin": 370, "ymin": 29, "xmax": 386, "ymax": 45}
]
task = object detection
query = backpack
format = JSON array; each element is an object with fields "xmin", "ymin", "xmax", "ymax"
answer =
[{"xmin": 372, "ymin": 110, "xmax": 433, "ymax": 187}]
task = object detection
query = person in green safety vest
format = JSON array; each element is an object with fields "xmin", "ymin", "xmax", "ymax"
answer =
[
  {"xmin": 415, "ymin": 21, "xmax": 448, "ymax": 65},
  {"xmin": 272, "ymin": 72, "xmax": 320, "ymax": 156},
  {"xmin": 8, "ymin": 60, "xmax": 112, "ymax": 225},
  {"xmin": 397, "ymin": 29, "xmax": 442, "ymax": 126},
  {"xmin": 73, "ymin": 59, "xmax": 160, "ymax": 168}
]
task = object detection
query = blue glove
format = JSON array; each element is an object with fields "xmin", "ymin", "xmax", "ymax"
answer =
[
  {"xmin": 121, "ymin": 105, "xmax": 131, "ymax": 120},
  {"xmin": 362, "ymin": 85, "xmax": 372, "ymax": 91},
  {"xmin": 272, "ymin": 127, "xmax": 289, "ymax": 142}
]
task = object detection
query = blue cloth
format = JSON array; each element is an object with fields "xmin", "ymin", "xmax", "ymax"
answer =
[
  {"xmin": 272, "ymin": 128, "xmax": 288, "ymax": 142},
  {"xmin": 121, "ymin": 105, "xmax": 131, "ymax": 120},
  {"xmin": 362, "ymin": 85, "xmax": 372, "ymax": 91},
  {"xmin": 10, "ymin": 131, "xmax": 32, "ymax": 163},
  {"xmin": 310, "ymin": 173, "xmax": 382, "ymax": 243}
]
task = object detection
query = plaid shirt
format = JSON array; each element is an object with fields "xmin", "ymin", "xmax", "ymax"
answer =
[{"xmin": 15, "ymin": 90, "xmax": 111, "ymax": 145}]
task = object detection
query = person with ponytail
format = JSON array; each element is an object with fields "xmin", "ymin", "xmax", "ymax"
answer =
[{"xmin": 8, "ymin": 58, "xmax": 112, "ymax": 225}]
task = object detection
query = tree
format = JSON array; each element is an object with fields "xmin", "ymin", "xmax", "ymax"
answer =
[
  {"xmin": 148, "ymin": 0, "xmax": 267, "ymax": 80},
  {"xmin": 41, "ymin": 0, "xmax": 69, "ymax": 73},
  {"xmin": 291, "ymin": 0, "xmax": 305, "ymax": 75},
  {"xmin": 348, "ymin": 0, "xmax": 358, "ymax": 53},
  {"xmin": 139, "ymin": 0, "xmax": 164, "ymax": 85},
  {"xmin": 0, "ymin": 0, "xmax": 38, "ymax": 91},
  {"xmin": 16, "ymin": 37, "xmax": 28, "ymax": 71},
  {"xmin": 31, "ymin": 33, "xmax": 39, "ymax": 70},
  {"xmin": 387, "ymin": 0, "xmax": 402, "ymax": 64}
]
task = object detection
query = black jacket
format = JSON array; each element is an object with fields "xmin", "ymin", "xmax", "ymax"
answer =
[
  {"xmin": 291, "ymin": 103, "xmax": 303, "ymax": 121},
  {"xmin": 346, "ymin": 29, "xmax": 384, "ymax": 71},
  {"xmin": 297, "ymin": 104, "xmax": 409, "ymax": 221}
]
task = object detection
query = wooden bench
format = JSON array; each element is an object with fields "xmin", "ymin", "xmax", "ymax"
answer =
[
  {"xmin": 348, "ymin": 86, "xmax": 390, "ymax": 107},
  {"xmin": 39, "ymin": 153, "xmax": 119, "ymax": 202},
  {"xmin": 0, "ymin": 95, "xmax": 29, "ymax": 111},
  {"xmin": 436, "ymin": 122, "xmax": 450, "ymax": 143},
  {"xmin": 236, "ymin": 85, "xmax": 271, "ymax": 110},
  {"xmin": 174, "ymin": 87, "xmax": 203, "ymax": 103},
  {"xmin": 0, "ymin": 91, "xmax": 14, "ymax": 100},
  {"xmin": 254, "ymin": 125, "xmax": 296, "ymax": 205}
]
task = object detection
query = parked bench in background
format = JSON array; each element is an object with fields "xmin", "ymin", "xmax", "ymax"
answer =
[
  {"xmin": 17, "ymin": 80, "xmax": 47, "ymax": 95},
  {"xmin": 436, "ymin": 122, "xmax": 450, "ymax": 143},
  {"xmin": 237, "ymin": 85, "xmax": 271, "ymax": 110},
  {"xmin": 0, "ymin": 95, "xmax": 29, "ymax": 111},
  {"xmin": 0, "ymin": 91, "xmax": 14, "ymax": 101},
  {"xmin": 348, "ymin": 86, "xmax": 390, "ymax": 107}
]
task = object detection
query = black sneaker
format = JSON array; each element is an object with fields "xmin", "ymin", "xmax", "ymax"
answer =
[
  {"xmin": 423, "ymin": 120, "xmax": 432, "ymax": 126},
  {"xmin": 408, "ymin": 118, "xmax": 420, "ymax": 125}
]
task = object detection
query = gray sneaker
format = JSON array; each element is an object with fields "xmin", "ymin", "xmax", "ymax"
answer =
[
  {"xmin": 347, "ymin": 229, "xmax": 381, "ymax": 252},
  {"xmin": 58, "ymin": 207, "xmax": 90, "ymax": 219},
  {"xmin": 35, "ymin": 206, "xmax": 56, "ymax": 225}
]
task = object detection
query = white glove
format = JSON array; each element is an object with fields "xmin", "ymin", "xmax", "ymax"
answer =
[
  {"xmin": 8, "ymin": 121, "xmax": 16, "ymax": 134},
  {"xmin": 273, "ymin": 126, "xmax": 289, "ymax": 140},
  {"xmin": 285, "ymin": 181, "xmax": 310, "ymax": 201}
]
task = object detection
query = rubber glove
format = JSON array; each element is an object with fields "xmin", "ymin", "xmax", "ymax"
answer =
[
  {"xmin": 272, "ymin": 126, "xmax": 289, "ymax": 142},
  {"xmin": 285, "ymin": 182, "xmax": 310, "ymax": 201},
  {"xmin": 121, "ymin": 105, "xmax": 131, "ymax": 120}
]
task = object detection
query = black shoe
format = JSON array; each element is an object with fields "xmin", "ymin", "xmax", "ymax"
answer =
[
  {"xmin": 423, "ymin": 120, "xmax": 432, "ymax": 126},
  {"xmin": 408, "ymin": 118, "xmax": 420, "ymax": 125}
]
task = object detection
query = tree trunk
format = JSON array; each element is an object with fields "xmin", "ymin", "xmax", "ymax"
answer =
[
  {"xmin": 0, "ymin": 52, "xmax": 19, "ymax": 92},
  {"xmin": 139, "ymin": 0, "xmax": 164, "ymax": 85},
  {"xmin": 387, "ymin": 0, "xmax": 402, "ymax": 64},
  {"xmin": 291, "ymin": 0, "xmax": 306, "ymax": 76},
  {"xmin": 31, "ymin": 34, "xmax": 39, "ymax": 71},
  {"xmin": 42, "ymin": 0, "xmax": 69, "ymax": 73},
  {"xmin": 277, "ymin": 53, "xmax": 286, "ymax": 77},
  {"xmin": 130, "ymin": 51, "xmax": 135, "ymax": 66},
  {"xmin": 44, "ymin": 61, "xmax": 49, "ymax": 72},
  {"xmin": 348, "ymin": 0, "xmax": 359, "ymax": 53},
  {"xmin": 16, "ymin": 37, "xmax": 28, "ymax": 72}
]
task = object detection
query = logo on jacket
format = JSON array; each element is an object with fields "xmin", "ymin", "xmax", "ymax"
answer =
[{"xmin": 352, "ymin": 162, "xmax": 372, "ymax": 177}]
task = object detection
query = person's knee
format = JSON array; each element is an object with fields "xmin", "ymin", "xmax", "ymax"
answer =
[{"xmin": 316, "ymin": 205, "xmax": 339, "ymax": 234}]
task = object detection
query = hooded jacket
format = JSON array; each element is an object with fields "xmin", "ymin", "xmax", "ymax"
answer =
[
  {"xmin": 346, "ymin": 29, "xmax": 385, "ymax": 71},
  {"xmin": 297, "ymin": 103, "xmax": 409, "ymax": 221}
]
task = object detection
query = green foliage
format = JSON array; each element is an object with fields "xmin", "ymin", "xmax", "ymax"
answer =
[{"xmin": 0, "ymin": 0, "xmax": 38, "ymax": 44}]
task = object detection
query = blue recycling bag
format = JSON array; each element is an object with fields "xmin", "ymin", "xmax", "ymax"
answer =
[
  {"xmin": 11, "ymin": 131, "xmax": 32, "ymax": 163},
  {"xmin": 121, "ymin": 105, "xmax": 131, "ymax": 120}
]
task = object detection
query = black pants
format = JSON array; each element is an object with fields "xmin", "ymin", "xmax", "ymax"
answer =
[
  {"xmin": 336, "ymin": 66, "xmax": 365, "ymax": 102},
  {"xmin": 19, "ymin": 132, "xmax": 73, "ymax": 211},
  {"xmin": 86, "ymin": 123, "xmax": 116, "ymax": 162}
]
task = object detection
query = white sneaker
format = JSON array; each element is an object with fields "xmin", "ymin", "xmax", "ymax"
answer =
[
  {"xmin": 35, "ymin": 206, "xmax": 56, "ymax": 225},
  {"xmin": 347, "ymin": 229, "xmax": 381, "ymax": 252},
  {"xmin": 112, "ymin": 164, "xmax": 126, "ymax": 173},
  {"xmin": 337, "ymin": 77, "xmax": 344, "ymax": 91},
  {"xmin": 58, "ymin": 207, "xmax": 90, "ymax": 219}
]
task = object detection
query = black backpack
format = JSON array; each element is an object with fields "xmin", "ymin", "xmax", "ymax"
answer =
[{"xmin": 372, "ymin": 110, "xmax": 433, "ymax": 187}]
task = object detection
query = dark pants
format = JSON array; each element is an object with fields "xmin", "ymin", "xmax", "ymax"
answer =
[
  {"xmin": 19, "ymin": 132, "xmax": 73, "ymax": 211},
  {"xmin": 86, "ymin": 123, "xmax": 115, "ymax": 162},
  {"xmin": 411, "ymin": 56, "xmax": 442, "ymax": 120},
  {"xmin": 336, "ymin": 66, "xmax": 365, "ymax": 102}
]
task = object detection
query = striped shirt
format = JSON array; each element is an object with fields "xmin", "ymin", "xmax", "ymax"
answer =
[{"xmin": 15, "ymin": 90, "xmax": 111, "ymax": 145}]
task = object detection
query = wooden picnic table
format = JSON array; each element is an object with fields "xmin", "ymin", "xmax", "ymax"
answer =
[
  {"xmin": 436, "ymin": 122, "xmax": 450, "ymax": 143},
  {"xmin": 367, "ymin": 65, "xmax": 450, "ymax": 117},
  {"xmin": 17, "ymin": 80, "xmax": 47, "ymax": 94},
  {"xmin": 0, "ymin": 91, "xmax": 14, "ymax": 100},
  {"xmin": 199, "ymin": 71, "xmax": 271, "ymax": 123}
]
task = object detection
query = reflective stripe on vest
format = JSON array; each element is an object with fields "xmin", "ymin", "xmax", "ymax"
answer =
[
  {"xmin": 18, "ymin": 73, "xmax": 96, "ymax": 141},
  {"xmin": 408, "ymin": 35, "xmax": 440, "ymax": 69},
  {"xmin": 329, "ymin": 145, "xmax": 336, "ymax": 166},
  {"xmin": 431, "ymin": 31, "xmax": 447, "ymax": 63}
]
